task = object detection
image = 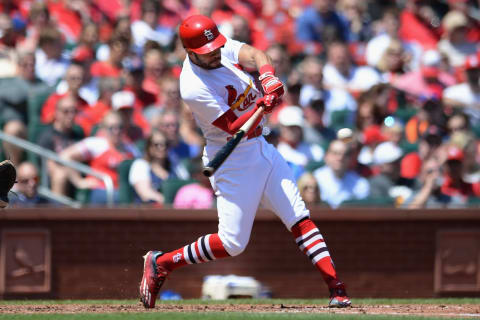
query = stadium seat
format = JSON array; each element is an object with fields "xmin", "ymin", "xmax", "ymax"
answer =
[
  {"xmin": 162, "ymin": 178, "xmax": 197, "ymax": 205},
  {"xmin": 339, "ymin": 196, "xmax": 395, "ymax": 208},
  {"xmin": 118, "ymin": 159, "xmax": 135, "ymax": 205}
]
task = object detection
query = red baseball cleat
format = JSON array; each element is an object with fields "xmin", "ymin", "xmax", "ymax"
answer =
[
  {"xmin": 139, "ymin": 251, "xmax": 168, "ymax": 308},
  {"xmin": 328, "ymin": 282, "xmax": 351, "ymax": 308}
]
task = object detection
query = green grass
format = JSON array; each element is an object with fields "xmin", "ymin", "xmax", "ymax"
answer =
[
  {"xmin": 0, "ymin": 314, "xmax": 471, "ymax": 320},
  {"xmin": 1, "ymin": 298, "xmax": 479, "ymax": 305}
]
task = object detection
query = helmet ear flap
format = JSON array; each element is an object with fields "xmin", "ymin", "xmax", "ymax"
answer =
[{"xmin": 179, "ymin": 15, "xmax": 226, "ymax": 54}]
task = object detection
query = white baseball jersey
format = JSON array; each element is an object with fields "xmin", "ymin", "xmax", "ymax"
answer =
[
  {"xmin": 180, "ymin": 37, "xmax": 264, "ymax": 146},
  {"xmin": 179, "ymin": 37, "xmax": 309, "ymax": 256}
]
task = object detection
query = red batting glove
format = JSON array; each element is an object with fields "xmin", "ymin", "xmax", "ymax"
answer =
[
  {"xmin": 257, "ymin": 93, "xmax": 281, "ymax": 114},
  {"xmin": 259, "ymin": 65, "xmax": 285, "ymax": 98}
]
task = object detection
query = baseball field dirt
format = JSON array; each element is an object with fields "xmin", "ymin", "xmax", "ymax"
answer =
[{"xmin": 1, "ymin": 302, "xmax": 480, "ymax": 318}]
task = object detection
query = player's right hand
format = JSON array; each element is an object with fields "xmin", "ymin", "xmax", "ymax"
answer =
[
  {"xmin": 259, "ymin": 73, "xmax": 285, "ymax": 98},
  {"xmin": 256, "ymin": 94, "xmax": 281, "ymax": 113}
]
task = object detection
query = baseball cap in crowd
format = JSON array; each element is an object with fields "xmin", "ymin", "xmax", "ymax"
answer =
[
  {"xmin": 278, "ymin": 106, "xmax": 305, "ymax": 127},
  {"xmin": 446, "ymin": 145, "xmax": 464, "ymax": 161},
  {"xmin": 442, "ymin": 10, "xmax": 468, "ymax": 33},
  {"xmin": 421, "ymin": 50, "xmax": 441, "ymax": 79},
  {"xmin": 373, "ymin": 141, "xmax": 403, "ymax": 165},
  {"xmin": 362, "ymin": 125, "xmax": 386, "ymax": 145},
  {"xmin": 112, "ymin": 91, "xmax": 135, "ymax": 111}
]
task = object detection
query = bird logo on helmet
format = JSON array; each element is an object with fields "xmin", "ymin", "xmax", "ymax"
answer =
[{"xmin": 179, "ymin": 15, "xmax": 226, "ymax": 54}]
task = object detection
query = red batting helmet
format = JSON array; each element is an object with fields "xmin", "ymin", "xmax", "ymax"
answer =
[{"xmin": 179, "ymin": 15, "xmax": 226, "ymax": 54}]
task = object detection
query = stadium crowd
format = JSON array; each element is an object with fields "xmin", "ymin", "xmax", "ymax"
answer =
[{"xmin": 1, "ymin": 0, "xmax": 480, "ymax": 209}]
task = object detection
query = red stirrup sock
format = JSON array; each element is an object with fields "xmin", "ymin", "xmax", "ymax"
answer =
[
  {"xmin": 291, "ymin": 218, "xmax": 339, "ymax": 287},
  {"xmin": 156, "ymin": 233, "xmax": 230, "ymax": 272}
]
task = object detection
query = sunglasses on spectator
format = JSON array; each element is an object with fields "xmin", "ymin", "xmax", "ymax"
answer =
[
  {"xmin": 152, "ymin": 141, "xmax": 168, "ymax": 149},
  {"xmin": 105, "ymin": 124, "xmax": 124, "ymax": 132},
  {"xmin": 302, "ymin": 185, "xmax": 318, "ymax": 191},
  {"xmin": 57, "ymin": 107, "xmax": 76, "ymax": 114},
  {"xmin": 18, "ymin": 176, "xmax": 39, "ymax": 184}
]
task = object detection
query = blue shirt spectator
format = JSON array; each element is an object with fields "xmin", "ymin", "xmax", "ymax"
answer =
[{"xmin": 296, "ymin": 5, "xmax": 351, "ymax": 44}]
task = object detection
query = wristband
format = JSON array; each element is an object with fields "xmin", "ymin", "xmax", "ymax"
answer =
[{"xmin": 259, "ymin": 64, "xmax": 275, "ymax": 76}]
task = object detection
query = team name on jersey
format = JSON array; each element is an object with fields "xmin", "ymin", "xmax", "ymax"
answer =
[{"xmin": 225, "ymin": 81, "xmax": 257, "ymax": 111}]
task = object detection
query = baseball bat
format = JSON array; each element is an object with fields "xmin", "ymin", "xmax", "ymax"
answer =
[{"xmin": 203, "ymin": 106, "xmax": 264, "ymax": 177}]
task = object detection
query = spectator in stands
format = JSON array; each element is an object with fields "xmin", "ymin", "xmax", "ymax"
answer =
[
  {"xmin": 144, "ymin": 76, "xmax": 182, "ymax": 119},
  {"xmin": 129, "ymin": 130, "xmax": 185, "ymax": 205},
  {"xmin": 401, "ymin": 125, "xmax": 444, "ymax": 181},
  {"xmin": 38, "ymin": 95, "xmax": 84, "ymax": 196},
  {"xmin": 265, "ymin": 44, "xmax": 291, "ymax": 84},
  {"xmin": 403, "ymin": 157, "xmax": 446, "ymax": 208},
  {"xmin": 392, "ymin": 49, "xmax": 456, "ymax": 98},
  {"xmin": 438, "ymin": 11, "xmax": 477, "ymax": 68},
  {"xmin": 376, "ymin": 39, "xmax": 409, "ymax": 81},
  {"xmin": 82, "ymin": 77, "xmax": 122, "ymax": 135},
  {"xmin": 366, "ymin": 7, "xmax": 421, "ymax": 70},
  {"xmin": 0, "ymin": 14, "xmax": 22, "ymax": 78},
  {"xmin": 369, "ymin": 141, "xmax": 411, "ymax": 205},
  {"xmin": 336, "ymin": 0, "xmax": 373, "ymax": 42},
  {"xmin": 152, "ymin": 110, "xmax": 201, "ymax": 161},
  {"xmin": 303, "ymin": 98, "xmax": 336, "ymax": 147},
  {"xmin": 90, "ymin": 34, "xmax": 130, "ymax": 78},
  {"xmin": 443, "ymin": 54, "xmax": 480, "ymax": 126},
  {"xmin": 60, "ymin": 111, "xmax": 141, "ymax": 204},
  {"xmin": 323, "ymin": 41, "xmax": 381, "ymax": 94},
  {"xmin": 70, "ymin": 22, "xmax": 99, "ymax": 65},
  {"xmin": 9, "ymin": 161, "xmax": 50, "ymax": 207},
  {"xmin": 449, "ymin": 130, "xmax": 480, "ymax": 184},
  {"xmin": 142, "ymin": 48, "xmax": 167, "ymax": 99},
  {"xmin": 111, "ymin": 91, "xmax": 144, "ymax": 142},
  {"xmin": 313, "ymin": 139, "xmax": 370, "ymax": 208},
  {"xmin": 296, "ymin": 0, "xmax": 351, "ymax": 45},
  {"xmin": 95, "ymin": 15, "xmax": 133, "ymax": 62},
  {"xmin": 122, "ymin": 64, "xmax": 155, "ymax": 134},
  {"xmin": 19, "ymin": 1, "xmax": 50, "ymax": 52},
  {"xmin": 405, "ymin": 99, "xmax": 447, "ymax": 145},
  {"xmin": 131, "ymin": 0, "xmax": 175, "ymax": 53},
  {"xmin": 0, "ymin": 51, "xmax": 48, "ymax": 165},
  {"xmin": 398, "ymin": 0, "xmax": 441, "ymax": 50},
  {"xmin": 297, "ymin": 172, "xmax": 323, "ymax": 208},
  {"xmin": 438, "ymin": 145, "xmax": 480, "ymax": 206},
  {"xmin": 173, "ymin": 157, "xmax": 214, "ymax": 209},
  {"xmin": 276, "ymin": 105, "xmax": 324, "ymax": 169},
  {"xmin": 298, "ymin": 56, "xmax": 357, "ymax": 129},
  {"xmin": 41, "ymin": 62, "xmax": 90, "ymax": 125},
  {"xmin": 35, "ymin": 26, "xmax": 68, "ymax": 86}
]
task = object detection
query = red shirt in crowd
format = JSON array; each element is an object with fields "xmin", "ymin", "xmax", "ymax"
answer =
[{"xmin": 90, "ymin": 61, "xmax": 123, "ymax": 78}]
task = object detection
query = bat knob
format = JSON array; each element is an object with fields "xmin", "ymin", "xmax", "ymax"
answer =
[{"xmin": 202, "ymin": 167, "xmax": 215, "ymax": 177}]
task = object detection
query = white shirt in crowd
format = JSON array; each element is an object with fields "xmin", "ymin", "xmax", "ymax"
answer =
[
  {"xmin": 322, "ymin": 63, "xmax": 381, "ymax": 92},
  {"xmin": 276, "ymin": 141, "xmax": 324, "ymax": 167},
  {"xmin": 313, "ymin": 165, "xmax": 370, "ymax": 208},
  {"xmin": 299, "ymin": 85, "xmax": 357, "ymax": 127},
  {"xmin": 35, "ymin": 49, "xmax": 69, "ymax": 87},
  {"xmin": 443, "ymin": 83, "xmax": 480, "ymax": 124},
  {"xmin": 437, "ymin": 39, "xmax": 478, "ymax": 68}
]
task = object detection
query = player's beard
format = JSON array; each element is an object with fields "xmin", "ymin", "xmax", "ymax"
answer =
[{"xmin": 191, "ymin": 52, "xmax": 222, "ymax": 70}]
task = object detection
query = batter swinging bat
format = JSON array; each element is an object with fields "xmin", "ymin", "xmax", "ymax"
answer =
[{"xmin": 203, "ymin": 106, "xmax": 265, "ymax": 177}]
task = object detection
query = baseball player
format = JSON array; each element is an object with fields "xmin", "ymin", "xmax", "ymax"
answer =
[{"xmin": 140, "ymin": 15, "xmax": 351, "ymax": 308}]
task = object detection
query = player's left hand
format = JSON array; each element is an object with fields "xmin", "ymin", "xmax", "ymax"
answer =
[
  {"xmin": 257, "ymin": 94, "xmax": 281, "ymax": 113},
  {"xmin": 259, "ymin": 72, "xmax": 285, "ymax": 98}
]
